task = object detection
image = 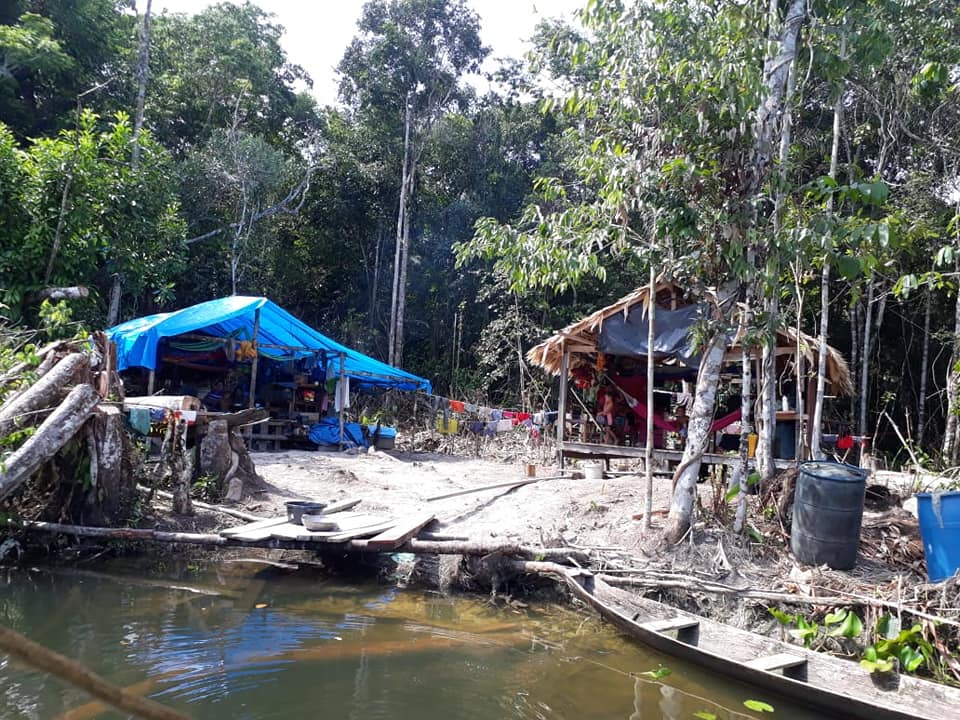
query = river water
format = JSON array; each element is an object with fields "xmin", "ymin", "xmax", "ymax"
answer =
[{"xmin": 0, "ymin": 559, "xmax": 820, "ymax": 720}]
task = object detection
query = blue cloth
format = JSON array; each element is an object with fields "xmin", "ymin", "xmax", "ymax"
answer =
[
  {"xmin": 127, "ymin": 407, "xmax": 151, "ymax": 435},
  {"xmin": 106, "ymin": 297, "xmax": 431, "ymax": 393}
]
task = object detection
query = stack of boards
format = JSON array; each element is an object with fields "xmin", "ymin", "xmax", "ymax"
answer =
[{"xmin": 221, "ymin": 500, "xmax": 435, "ymax": 550}]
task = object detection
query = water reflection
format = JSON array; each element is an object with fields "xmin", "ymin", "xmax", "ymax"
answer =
[{"xmin": 0, "ymin": 561, "xmax": 819, "ymax": 720}]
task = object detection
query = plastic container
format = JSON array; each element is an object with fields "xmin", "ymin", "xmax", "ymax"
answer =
[
  {"xmin": 583, "ymin": 462, "xmax": 604, "ymax": 480},
  {"xmin": 775, "ymin": 420, "xmax": 796, "ymax": 460},
  {"xmin": 285, "ymin": 500, "xmax": 327, "ymax": 525},
  {"xmin": 916, "ymin": 491, "xmax": 960, "ymax": 582},
  {"xmin": 791, "ymin": 461, "xmax": 868, "ymax": 570}
]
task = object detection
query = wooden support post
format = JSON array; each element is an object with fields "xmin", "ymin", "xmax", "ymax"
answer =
[
  {"xmin": 338, "ymin": 352, "xmax": 346, "ymax": 448},
  {"xmin": 557, "ymin": 347, "xmax": 569, "ymax": 469},
  {"xmin": 147, "ymin": 370, "xmax": 155, "ymax": 396},
  {"xmin": 247, "ymin": 308, "xmax": 261, "ymax": 409}
]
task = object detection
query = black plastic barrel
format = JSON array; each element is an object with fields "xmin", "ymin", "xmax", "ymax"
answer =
[{"xmin": 790, "ymin": 461, "xmax": 868, "ymax": 570}]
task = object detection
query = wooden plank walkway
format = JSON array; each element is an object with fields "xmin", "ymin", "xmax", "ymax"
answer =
[{"xmin": 220, "ymin": 501, "xmax": 436, "ymax": 546}]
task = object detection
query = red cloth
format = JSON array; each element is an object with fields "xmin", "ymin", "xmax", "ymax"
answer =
[
  {"xmin": 449, "ymin": 400, "xmax": 465, "ymax": 413},
  {"xmin": 837, "ymin": 434, "xmax": 854, "ymax": 450}
]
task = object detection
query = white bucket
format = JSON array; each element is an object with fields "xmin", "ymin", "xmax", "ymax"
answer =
[{"xmin": 583, "ymin": 463, "xmax": 604, "ymax": 480}]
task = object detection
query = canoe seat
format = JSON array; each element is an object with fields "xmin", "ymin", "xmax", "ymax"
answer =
[
  {"xmin": 745, "ymin": 652, "xmax": 808, "ymax": 680},
  {"xmin": 641, "ymin": 617, "xmax": 700, "ymax": 645}
]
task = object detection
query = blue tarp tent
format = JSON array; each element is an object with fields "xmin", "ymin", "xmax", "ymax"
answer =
[{"xmin": 106, "ymin": 296, "xmax": 431, "ymax": 393}]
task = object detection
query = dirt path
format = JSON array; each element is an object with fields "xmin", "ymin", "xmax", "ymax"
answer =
[{"xmin": 241, "ymin": 448, "xmax": 684, "ymax": 551}]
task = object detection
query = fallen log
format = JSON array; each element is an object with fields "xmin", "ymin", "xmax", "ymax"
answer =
[
  {"xmin": 0, "ymin": 384, "xmax": 101, "ymax": 501},
  {"xmin": 0, "ymin": 625, "xmax": 187, "ymax": 720},
  {"xmin": 123, "ymin": 395, "xmax": 200, "ymax": 412},
  {"xmin": 137, "ymin": 484, "xmax": 264, "ymax": 522},
  {"xmin": 26, "ymin": 286, "xmax": 90, "ymax": 303},
  {"xmin": 0, "ymin": 352, "xmax": 89, "ymax": 438}
]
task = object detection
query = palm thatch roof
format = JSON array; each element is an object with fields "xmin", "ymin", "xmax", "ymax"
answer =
[{"xmin": 527, "ymin": 282, "xmax": 853, "ymax": 396}]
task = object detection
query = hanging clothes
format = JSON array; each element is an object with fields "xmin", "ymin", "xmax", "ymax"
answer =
[
  {"xmin": 334, "ymin": 377, "xmax": 351, "ymax": 411},
  {"xmin": 449, "ymin": 400, "xmax": 465, "ymax": 413}
]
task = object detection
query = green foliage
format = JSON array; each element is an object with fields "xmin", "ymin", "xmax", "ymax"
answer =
[
  {"xmin": 743, "ymin": 699, "xmax": 775, "ymax": 713},
  {"xmin": 769, "ymin": 606, "xmax": 863, "ymax": 648},
  {"xmin": 0, "ymin": 112, "xmax": 186, "ymax": 323},
  {"xmin": 639, "ymin": 665, "xmax": 671, "ymax": 679},
  {"xmin": 860, "ymin": 615, "xmax": 934, "ymax": 675}
]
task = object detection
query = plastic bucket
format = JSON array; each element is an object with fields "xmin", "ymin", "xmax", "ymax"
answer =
[
  {"xmin": 791, "ymin": 461, "xmax": 868, "ymax": 570},
  {"xmin": 583, "ymin": 463, "xmax": 604, "ymax": 480},
  {"xmin": 916, "ymin": 491, "xmax": 960, "ymax": 582},
  {"xmin": 285, "ymin": 500, "xmax": 327, "ymax": 525}
]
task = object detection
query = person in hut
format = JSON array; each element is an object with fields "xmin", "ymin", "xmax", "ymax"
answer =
[{"xmin": 597, "ymin": 386, "xmax": 618, "ymax": 444}]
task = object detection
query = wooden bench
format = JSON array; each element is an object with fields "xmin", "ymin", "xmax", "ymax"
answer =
[
  {"xmin": 641, "ymin": 616, "xmax": 700, "ymax": 645},
  {"xmin": 745, "ymin": 652, "xmax": 808, "ymax": 680}
]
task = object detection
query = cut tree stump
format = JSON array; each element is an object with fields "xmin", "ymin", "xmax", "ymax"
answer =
[
  {"xmin": 0, "ymin": 384, "xmax": 100, "ymax": 501},
  {"xmin": 92, "ymin": 405, "xmax": 130, "ymax": 523}
]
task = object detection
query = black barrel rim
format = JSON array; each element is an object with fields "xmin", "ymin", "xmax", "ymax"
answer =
[{"xmin": 799, "ymin": 460, "xmax": 868, "ymax": 483}]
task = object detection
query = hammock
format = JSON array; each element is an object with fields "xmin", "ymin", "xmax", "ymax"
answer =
[{"xmin": 608, "ymin": 377, "xmax": 743, "ymax": 434}]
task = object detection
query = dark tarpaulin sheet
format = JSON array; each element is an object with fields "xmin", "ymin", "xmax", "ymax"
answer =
[{"xmin": 598, "ymin": 304, "xmax": 704, "ymax": 368}]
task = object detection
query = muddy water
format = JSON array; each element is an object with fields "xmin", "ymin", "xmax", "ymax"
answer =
[{"xmin": 0, "ymin": 560, "xmax": 820, "ymax": 720}]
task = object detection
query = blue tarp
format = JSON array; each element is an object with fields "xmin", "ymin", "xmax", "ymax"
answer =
[
  {"xmin": 308, "ymin": 418, "xmax": 367, "ymax": 449},
  {"xmin": 106, "ymin": 296, "xmax": 431, "ymax": 393}
]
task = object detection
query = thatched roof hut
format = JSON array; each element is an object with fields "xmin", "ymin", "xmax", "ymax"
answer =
[{"xmin": 527, "ymin": 282, "xmax": 853, "ymax": 396}]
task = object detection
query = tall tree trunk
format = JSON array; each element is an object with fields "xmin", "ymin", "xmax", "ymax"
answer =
[
  {"xmin": 943, "ymin": 275, "xmax": 960, "ymax": 464},
  {"xmin": 664, "ymin": 0, "xmax": 806, "ymax": 543},
  {"xmin": 643, "ymin": 265, "xmax": 656, "ymax": 529},
  {"xmin": 130, "ymin": 0, "xmax": 152, "ymax": 171},
  {"xmin": 811, "ymin": 65, "xmax": 844, "ymax": 459},
  {"xmin": 759, "ymin": 54, "xmax": 797, "ymax": 480},
  {"xmin": 394, "ymin": 168, "xmax": 413, "ymax": 368},
  {"xmin": 388, "ymin": 95, "xmax": 413, "ymax": 366},
  {"xmin": 918, "ymin": 275, "xmax": 933, "ymax": 444},
  {"xmin": 109, "ymin": 0, "xmax": 153, "ymax": 328},
  {"xmin": 735, "ymin": 297, "xmax": 754, "ymax": 534},
  {"xmin": 370, "ymin": 227, "xmax": 383, "ymax": 330},
  {"xmin": 850, "ymin": 298, "xmax": 860, "ymax": 423},
  {"xmin": 858, "ymin": 272, "xmax": 876, "ymax": 439},
  {"xmin": 665, "ymin": 333, "xmax": 726, "ymax": 543}
]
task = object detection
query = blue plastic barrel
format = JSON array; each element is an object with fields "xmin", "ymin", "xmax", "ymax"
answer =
[{"xmin": 916, "ymin": 491, "xmax": 960, "ymax": 582}]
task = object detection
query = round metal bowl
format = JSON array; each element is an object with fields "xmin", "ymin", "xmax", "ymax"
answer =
[{"xmin": 285, "ymin": 500, "xmax": 327, "ymax": 525}]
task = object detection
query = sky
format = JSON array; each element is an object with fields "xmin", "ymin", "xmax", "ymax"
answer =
[{"xmin": 151, "ymin": 0, "xmax": 585, "ymax": 106}]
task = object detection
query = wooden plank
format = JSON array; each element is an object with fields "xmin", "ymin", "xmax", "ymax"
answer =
[
  {"xmin": 641, "ymin": 617, "xmax": 700, "ymax": 633},
  {"xmin": 268, "ymin": 516, "xmax": 396, "ymax": 543},
  {"xmin": 223, "ymin": 517, "xmax": 290, "ymax": 542},
  {"xmin": 322, "ymin": 497, "xmax": 362, "ymax": 514},
  {"xmin": 363, "ymin": 513, "xmax": 436, "ymax": 550},
  {"xmin": 745, "ymin": 653, "xmax": 807, "ymax": 672},
  {"xmin": 220, "ymin": 516, "xmax": 286, "ymax": 537}
]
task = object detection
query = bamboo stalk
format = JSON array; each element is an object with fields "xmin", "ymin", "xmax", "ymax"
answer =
[{"xmin": 0, "ymin": 625, "xmax": 188, "ymax": 720}]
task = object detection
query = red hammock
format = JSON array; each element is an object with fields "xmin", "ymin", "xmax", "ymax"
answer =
[{"xmin": 611, "ymin": 378, "xmax": 743, "ymax": 434}]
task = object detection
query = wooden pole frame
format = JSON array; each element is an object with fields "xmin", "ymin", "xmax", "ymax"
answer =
[
  {"xmin": 557, "ymin": 346, "xmax": 569, "ymax": 469},
  {"xmin": 247, "ymin": 308, "xmax": 261, "ymax": 409},
  {"xmin": 338, "ymin": 352, "xmax": 346, "ymax": 448}
]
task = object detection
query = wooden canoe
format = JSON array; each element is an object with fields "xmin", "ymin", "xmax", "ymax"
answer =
[{"xmin": 562, "ymin": 571, "xmax": 960, "ymax": 720}]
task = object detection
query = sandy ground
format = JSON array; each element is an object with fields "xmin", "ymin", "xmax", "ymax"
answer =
[{"xmin": 237, "ymin": 447, "xmax": 683, "ymax": 551}]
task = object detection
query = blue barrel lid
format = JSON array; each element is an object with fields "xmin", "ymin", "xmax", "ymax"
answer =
[{"xmin": 800, "ymin": 460, "xmax": 869, "ymax": 482}]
